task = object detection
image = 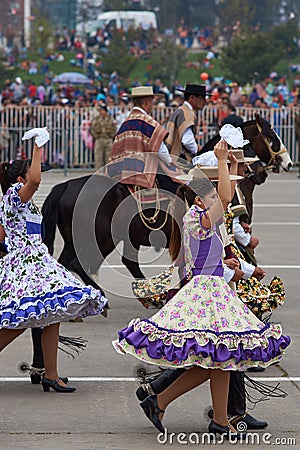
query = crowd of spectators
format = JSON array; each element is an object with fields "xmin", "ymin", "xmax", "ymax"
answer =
[
  {"xmin": 1, "ymin": 18, "xmax": 299, "ymax": 112},
  {"xmin": 1, "ymin": 22, "xmax": 300, "ymax": 167},
  {"xmin": 2, "ymin": 71, "xmax": 300, "ymax": 112}
]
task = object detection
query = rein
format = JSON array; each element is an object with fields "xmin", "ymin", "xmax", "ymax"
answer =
[{"xmin": 255, "ymin": 121, "xmax": 287, "ymax": 169}]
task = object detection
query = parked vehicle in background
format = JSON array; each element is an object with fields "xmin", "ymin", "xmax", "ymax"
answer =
[
  {"xmin": 77, "ymin": 10, "xmax": 158, "ymax": 39},
  {"xmin": 96, "ymin": 10, "xmax": 157, "ymax": 31}
]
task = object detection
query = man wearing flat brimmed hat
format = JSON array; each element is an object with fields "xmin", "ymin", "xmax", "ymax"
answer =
[
  {"xmin": 165, "ymin": 84, "xmax": 211, "ymax": 161},
  {"xmin": 107, "ymin": 86, "xmax": 185, "ymax": 190}
]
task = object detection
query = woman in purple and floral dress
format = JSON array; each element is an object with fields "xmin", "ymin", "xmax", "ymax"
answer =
[
  {"xmin": 112, "ymin": 141, "xmax": 290, "ymax": 437},
  {"xmin": 0, "ymin": 136, "xmax": 108, "ymax": 393}
]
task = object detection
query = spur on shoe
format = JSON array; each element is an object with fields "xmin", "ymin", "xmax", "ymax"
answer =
[
  {"xmin": 208, "ymin": 420, "xmax": 247, "ymax": 441},
  {"xmin": 140, "ymin": 394, "xmax": 165, "ymax": 433},
  {"xmin": 231, "ymin": 413, "xmax": 268, "ymax": 430},
  {"xmin": 41, "ymin": 377, "xmax": 76, "ymax": 393},
  {"xmin": 31, "ymin": 367, "xmax": 69, "ymax": 385},
  {"xmin": 136, "ymin": 383, "xmax": 154, "ymax": 402}
]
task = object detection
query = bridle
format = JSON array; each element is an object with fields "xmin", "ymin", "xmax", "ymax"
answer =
[{"xmin": 255, "ymin": 121, "xmax": 287, "ymax": 169}]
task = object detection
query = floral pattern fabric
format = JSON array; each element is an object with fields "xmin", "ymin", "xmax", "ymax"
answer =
[
  {"xmin": 113, "ymin": 274, "xmax": 290, "ymax": 370},
  {"xmin": 0, "ymin": 183, "xmax": 108, "ymax": 329},
  {"xmin": 131, "ymin": 265, "xmax": 174, "ymax": 309},
  {"xmin": 113, "ymin": 205, "xmax": 290, "ymax": 371},
  {"xmin": 224, "ymin": 210, "xmax": 286, "ymax": 318}
]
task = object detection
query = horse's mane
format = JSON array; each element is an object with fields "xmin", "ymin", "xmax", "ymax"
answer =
[{"xmin": 242, "ymin": 117, "xmax": 271, "ymax": 136}]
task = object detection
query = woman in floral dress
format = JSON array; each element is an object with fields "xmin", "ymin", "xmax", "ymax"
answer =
[
  {"xmin": 0, "ymin": 135, "xmax": 108, "ymax": 393},
  {"xmin": 112, "ymin": 141, "xmax": 290, "ymax": 436}
]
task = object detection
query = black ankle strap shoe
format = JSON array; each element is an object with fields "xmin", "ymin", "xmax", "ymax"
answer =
[
  {"xmin": 140, "ymin": 395, "xmax": 165, "ymax": 433},
  {"xmin": 41, "ymin": 377, "xmax": 76, "ymax": 393},
  {"xmin": 208, "ymin": 420, "xmax": 247, "ymax": 441}
]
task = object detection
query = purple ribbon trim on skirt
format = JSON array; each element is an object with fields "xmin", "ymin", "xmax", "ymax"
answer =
[{"xmin": 118, "ymin": 324, "xmax": 290, "ymax": 364}]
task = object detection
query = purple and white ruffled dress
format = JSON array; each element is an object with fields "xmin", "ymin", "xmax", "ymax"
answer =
[
  {"xmin": 113, "ymin": 205, "xmax": 290, "ymax": 371},
  {"xmin": 0, "ymin": 183, "xmax": 108, "ymax": 329}
]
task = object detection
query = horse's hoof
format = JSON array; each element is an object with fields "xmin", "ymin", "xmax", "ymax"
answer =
[{"xmin": 101, "ymin": 308, "xmax": 109, "ymax": 318}]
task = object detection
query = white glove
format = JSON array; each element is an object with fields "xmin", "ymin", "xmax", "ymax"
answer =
[{"xmin": 22, "ymin": 127, "xmax": 50, "ymax": 147}]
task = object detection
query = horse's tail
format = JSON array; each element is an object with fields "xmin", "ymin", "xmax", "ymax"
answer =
[{"xmin": 42, "ymin": 181, "xmax": 68, "ymax": 255}]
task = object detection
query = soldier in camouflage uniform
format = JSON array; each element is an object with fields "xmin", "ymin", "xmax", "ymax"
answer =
[
  {"xmin": 294, "ymin": 109, "xmax": 300, "ymax": 177},
  {"xmin": 90, "ymin": 104, "xmax": 116, "ymax": 169}
]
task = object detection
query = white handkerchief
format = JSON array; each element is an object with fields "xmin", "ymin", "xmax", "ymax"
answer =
[
  {"xmin": 219, "ymin": 124, "xmax": 249, "ymax": 148},
  {"xmin": 192, "ymin": 151, "xmax": 218, "ymax": 166},
  {"xmin": 22, "ymin": 127, "xmax": 50, "ymax": 147}
]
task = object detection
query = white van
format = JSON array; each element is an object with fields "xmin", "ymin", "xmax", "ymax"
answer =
[
  {"xmin": 96, "ymin": 11, "xmax": 158, "ymax": 31},
  {"xmin": 80, "ymin": 10, "xmax": 158, "ymax": 37}
]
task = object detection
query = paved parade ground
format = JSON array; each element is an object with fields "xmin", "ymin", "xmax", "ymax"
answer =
[{"xmin": 0, "ymin": 168, "xmax": 300, "ymax": 450}]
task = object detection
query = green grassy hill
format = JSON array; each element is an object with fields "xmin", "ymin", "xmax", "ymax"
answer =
[{"xmin": 7, "ymin": 48, "xmax": 300, "ymax": 89}]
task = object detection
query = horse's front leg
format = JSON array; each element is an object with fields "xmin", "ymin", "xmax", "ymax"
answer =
[
  {"xmin": 122, "ymin": 240, "xmax": 144, "ymax": 279},
  {"xmin": 239, "ymin": 178, "xmax": 255, "ymax": 223},
  {"xmin": 70, "ymin": 256, "xmax": 105, "ymax": 291}
]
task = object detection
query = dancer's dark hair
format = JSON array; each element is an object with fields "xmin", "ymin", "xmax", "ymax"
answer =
[
  {"xmin": 0, "ymin": 160, "xmax": 30, "ymax": 195},
  {"xmin": 169, "ymin": 178, "xmax": 214, "ymax": 261}
]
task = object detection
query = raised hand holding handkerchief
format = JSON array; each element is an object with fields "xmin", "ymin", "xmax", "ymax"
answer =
[{"xmin": 22, "ymin": 127, "xmax": 50, "ymax": 147}]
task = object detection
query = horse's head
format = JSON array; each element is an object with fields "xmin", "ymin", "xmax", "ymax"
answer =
[
  {"xmin": 272, "ymin": 131, "xmax": 293, "ymax": 172},
  {"xmin": 201, "ymin": 114, "xmax": 293, "ymax": 173},
  {"xmin": 252, "ymin": 114, "xmax": 293, "ymax": 173}
]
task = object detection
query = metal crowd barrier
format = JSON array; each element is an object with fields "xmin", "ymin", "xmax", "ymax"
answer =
[{"xmin": 0, "ymin": 105, "xmax": 299, "ymax": 168}]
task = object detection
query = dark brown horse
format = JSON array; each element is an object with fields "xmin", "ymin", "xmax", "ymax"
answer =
[
  {"xmin": 200, "ymin": 113, "xmax": 292, "ymax": 221},
  {"xmin": 41, "ymin": 114, "xmax": 291, "ymax": 287}
]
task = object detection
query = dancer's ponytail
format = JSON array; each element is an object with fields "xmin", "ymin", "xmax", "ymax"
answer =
[
  {"xmin": 0, "ymin": 160, "xmax": 29, "ymax": 195},
  {"xmin": 0, "ymin": 162, "xmax": 11, "ymax": 195},
  {"xmin": 169, "ymin": 184, "xmax": 190, "ymax": 262}
]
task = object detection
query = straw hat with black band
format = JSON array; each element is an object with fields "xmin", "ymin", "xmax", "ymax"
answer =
[
  {"xmin": 175, "ymin": 166, "xmax": 244, "ymax": 182},
  {"xmin": 228, "ymin": 149, "xmax": 258, "ymax": 165},
  {"xmin": 128, "ymin": 86, "xmax": 165, "ymax": 98}
]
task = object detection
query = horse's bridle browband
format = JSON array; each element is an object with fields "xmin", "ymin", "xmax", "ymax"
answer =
[{"xmin": 255, "ymin": 121, "xmax": 287, "ymax": 169}]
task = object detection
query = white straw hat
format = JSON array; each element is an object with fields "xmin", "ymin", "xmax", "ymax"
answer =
[
  {"xmin": 176, "ymin": 166, "xmax": 244, "ymax": 182},
  {"xmin": 128, "ymin": 86, "xmax": 164, "ymax": 97}
]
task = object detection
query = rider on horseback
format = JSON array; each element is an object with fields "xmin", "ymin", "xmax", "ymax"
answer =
[
  {"xmin": 107, "ymin": 86, "xmax": 181, "ymax": 192},
  {"xmin": 165, "ymin": 84, "xmax": 211, "ymax": 158},
  {"xmin": 107, "ymin": 85, "xmax": 211, "ymax": 195}
]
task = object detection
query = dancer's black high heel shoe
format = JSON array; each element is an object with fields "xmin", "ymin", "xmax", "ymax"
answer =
[
  {"xmin": 30, "ymin": 367, "xmax": 68, "ymax": 385},
  {"xmin": 41, "ymin": 377, "xmax": 76, "ymax": 393},
  {"xmin": 208, "ymin": 420, "xmax": 247, "ymax": 440},
  {"xmin": 140, "ymin": 394, "xmax": 165, "ymax": 433}
]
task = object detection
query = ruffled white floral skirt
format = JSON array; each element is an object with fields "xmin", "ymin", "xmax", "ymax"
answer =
[
  {"xmin": 113, "ymin": 275, "xmax": 290, "ymax": 370},
  {"xmin": 0, "ymin": 244, "xmax": 108, "ymax": 329}
]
